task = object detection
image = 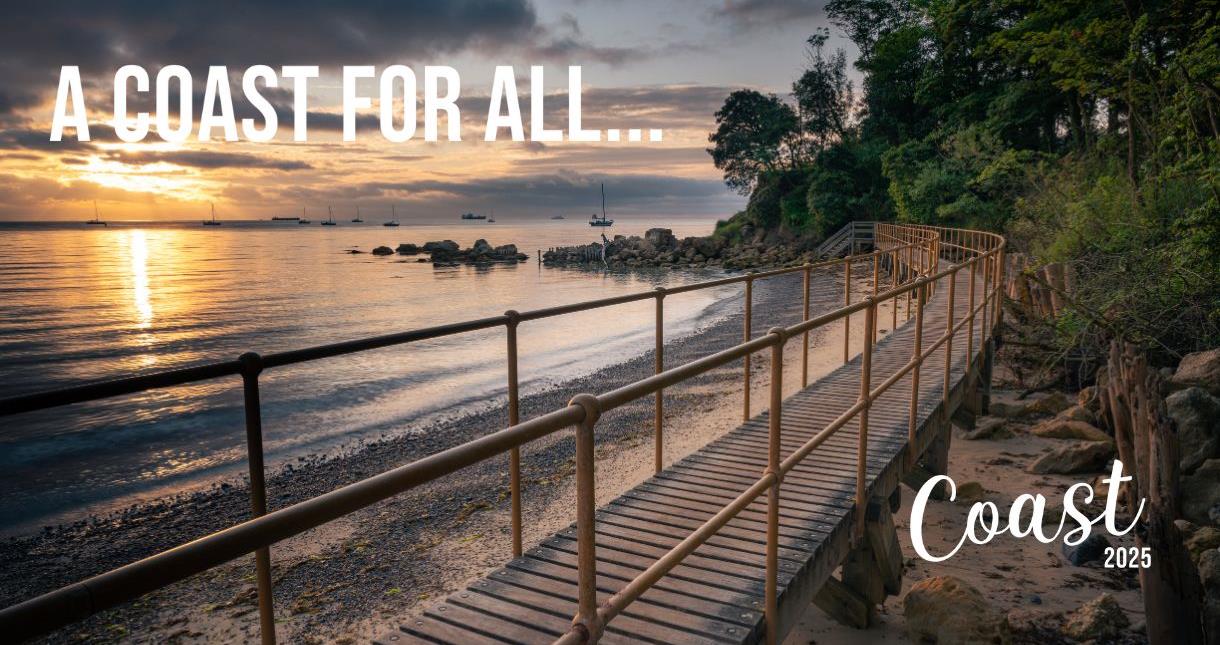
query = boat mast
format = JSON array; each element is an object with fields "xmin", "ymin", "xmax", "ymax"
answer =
[{"xmin": 601, "ymin": 183, "xmax": 606, "ymax": 219}]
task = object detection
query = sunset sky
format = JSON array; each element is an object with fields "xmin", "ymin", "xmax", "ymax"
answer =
[{"xmin": 0, "ymin": 1, "xmax": 856, "ymax": 221}]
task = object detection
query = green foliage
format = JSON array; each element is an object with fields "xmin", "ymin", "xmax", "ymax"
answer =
[{"xmin": 707, "ymin": 90, "xmax": 800, "ymax": 195}]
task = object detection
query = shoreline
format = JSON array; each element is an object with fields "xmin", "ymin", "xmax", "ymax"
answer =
[{"xmin": 1, "ymin": 266, "xmax": 881, "ymax": 643}]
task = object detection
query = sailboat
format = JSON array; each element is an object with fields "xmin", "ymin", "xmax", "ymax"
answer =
[
  {"xmin": 383, "ymin": 204, "xmax": 400, "ymax": 226},
  {"xmin": 351, "ymin": 206, "xmax": 363, "ymax": 223},
  {"xmin": 86, "ymin": 200, "xmax": 107, "ymax": 226},
  {"xmin": 203, "ymin": 203, "xmax": 222, "ymax": 226},
  {"xmin": 298, "ymin": 206, "xmax": 311, "ymax": 224},
  {"xmin": 488, "ymin": 208, "xmax": 496, "ymax": 223},
  {"xmin": 589, "ymin": 184, "xmax": 614, "ymax": 227},
  {"xmin": 321, "ymin": 205, "xmax": 337, "ymax": 226}
]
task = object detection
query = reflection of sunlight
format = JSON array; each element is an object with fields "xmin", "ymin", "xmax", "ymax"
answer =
[{"xmin": 130, "ymin": 230, "xmax": 153, "ymax": 328}]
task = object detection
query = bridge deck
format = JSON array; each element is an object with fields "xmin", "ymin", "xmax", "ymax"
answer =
[{"xmin": 378, "ymin": 267, "xmax": 988, "ymax": 645}]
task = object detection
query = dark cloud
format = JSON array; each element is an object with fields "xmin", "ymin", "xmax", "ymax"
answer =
[
  {"xmin": 104, "ymin": 149, "xmax": 313, "ymax": 171},
  {"xmin": 711, "ymin": 0, "xmax": 826, "ymax": 29}
]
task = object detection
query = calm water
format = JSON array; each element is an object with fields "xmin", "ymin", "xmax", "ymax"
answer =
[{"xmin": 0, "ymin": 216, "xmax": 730, "ymax": 532}]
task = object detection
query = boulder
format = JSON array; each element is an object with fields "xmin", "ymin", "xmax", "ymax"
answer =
[
  {"xmin": 1172, "ymin": 349, "xmax": 1220, "ymax": 396},
  {"xmin": 1062, "ymin": 593, "xmax": 1129, "ymax": 641},
  {"xmin": 1167, "ymin": 387, "xmax": 1220, "ymax": 474},
  {"xmin": 422, "ymin": 240, "xmax": 460, "ymax": 254},
  {"xmin": 1182, "ymin": 459, "xmax": 1220, "ymax": 526},
  {"xmin": 1199, "ymin": 549, "xmax": 1220, "ymax": 589},
  {"xmin": 1057, "ymin": 404, "xmax": 1097, "ymax": 425},
  {"xmin": 395, "ymin": 243, "xmax": 420, "ymax": 255},
  {"xmin": 1062, "ymin": 533, "xmax": 1110, "ymax": 566},
  {"xmin": 644, "ymin": 228, "xmax": 676, "ymax": 249},
  {"xmin": 1187, "ymin": 528, "xmax": 1220, "ymax": 562},
  {"xmin": 1023, "ymin": 391, "xmax": 1074, "ymax": 417},
  {"xmin": 1078, "ymin": 386, "xmax": 1100, "ymax": 412},
  {"xmin": 470, "ymin": 238, "xmax": 494, "ymax": 256},
  {"xmin": 1030, "ymin": 418, "xmax": 1111, "ymax": 442},
  {"xmin": 954, "ymin": 481, "xmax": 988, "ymax": 504},
  {"xmin": 1026, "ymin": 441, "xmax": 1115, "ymax": 474},
  {"xmin": 903, "ymin": 576, "xmax": 1010, "ymax": 645},
  {"xmin": 371, "ymin": 246, "xmax": 394, "ymax": 256}
]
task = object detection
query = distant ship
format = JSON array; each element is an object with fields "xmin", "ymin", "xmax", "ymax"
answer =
[
  {"xmin": 384, "ymin": 204, "xmax": 400, "ymax": 227},
  {"xmin": 550, "ymin": 215, "xmax": 566, "ymax": 220},
  {"xmin": 351, "ymin": 206, "xmax": 363, "ymax": 223},
  {"xmin": 86, "ymin": 200, "xmax": 107, "ymax": 226},
  {"xmin": 203, "ymin": 203, "xmax": 221, "ymax": 226},
  {"xmin": 298, "ymin": 207, "xmax": 311, "ymax": 224},
  {"xmin": 589, "ymin": 184, "xmax": 614, "ymax": 227},
  {"xmin": 321, "ymin": 205, "xmax": 337, "ymax": 226},
  {"xmin": 272, "ymin": 216, "xmax": 300, "ymax": 221},
  {"xmin": 460, "ymin": 212, "xmax": 487, "ymax": 220}
]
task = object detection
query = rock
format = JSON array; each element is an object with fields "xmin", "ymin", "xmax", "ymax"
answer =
[
  {"xmin": 493, "ymin": 243, "xmax": 518, "ymax": 256},
  {"xmin": 1026, "ymin": 441, "xmax": 1115, "ymax": 474},
  {"xmin": 1062, "ymin": 533, "xmax": 1110, "ymax": 566},
  {"xmin": 903, "ymin": 576, "xmax": 1010, "ymax": 645},
  {"xmin": 1030, "ymin": 418, "xmax": 1111, "ymax": 442},
  {"xmin": 1200, "ymin": 550, "xmax": 1220, "ymax": 589},
  {"xmin": 955, "ymin": 481, "xmax": 988, "ymax": 504},
  {"xmin": 1078, "ymin": 386, "xmax": 1100, "ymax": 412},
  {"xmin": 1167, "ymin": 387, "xmax": 1220, "ymax": 474},
  {"xmin": 1023, "ymin": 391, "xmax": 1074, "ymax": 417},
  {"xmin": 1187, "ymin": 528, "xmax": 1220, "ymax": 562},
  {"xmin": 644, "ymin": 228, "xmax": 676, "ymax": 249},
  {"xmin": 959, "ymin": 416, "xmax": 1014, "ymax": 440},
  {"xmin": 1183, "ymin": 459, "xmax": 1220, "ymax": 526},
  {"xmin": 1173, "ymin": 349, "xmax": 1220, "ymax": 395},
  {"xmin": 395, "ymin": 243, "xmax": 420, "ymax": 255},
  {"xmin": 422, "ymin": 240, "xmax": 460, "ymax": 254},
  {"xmin": 470, "ymin": 238, "xmax": 493, "ymax": 256},
  {"xmin": 371, "ymin": 246, "xmax": 394, "ymax": 256},
  {"xmin": 1057, "ymin": 404, "xmax": 1097, "ymax": 425},
  {"xmin": 1062, "ymin": 593, "xmax": 1129, "ymax": 641}
]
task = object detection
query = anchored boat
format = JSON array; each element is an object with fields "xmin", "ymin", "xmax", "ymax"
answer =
[
  {"xmin": 589, "ymin": 184, "xmax": 613, "ymax": 227},
  {"xmin": 202, "ymin": 203, "xmax": 221, "ymax": 226}
]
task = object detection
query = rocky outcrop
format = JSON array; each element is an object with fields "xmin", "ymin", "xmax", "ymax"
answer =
[
  {"xmin": 1167, "ymin": 387, "xmax": 1220, "ymax": 474},
  {"xmin": 1171, "ymin": 348, "xmax": 1220, "ymax": 396},
  {"xmin": 1183, "ymin": 459, "xmax": 1220, "ymax": 526},
  {"xmin": 396, "ymin": 243, "xmax": 421, "ymax": 255},
  {"xmin": 427, "ymin": 238, "xmax": 529, "ymax": 266},
  {"xmin": 989, "ymin": 391, "xmax": 1074, "ymax": 419},
  {"xmin": 1062, "ymin": 593, "xmax": 1129, "ymax": 641},
  {"xmin": 1029, "ymin": 418, "xmax": 1111, "ymax": 442},
  {"xmin": 541, "ymin": 227, "xmax": 810, "ymax": 270},
  {"xmin": 371, "ymin": 246, "xmax": 394, "ymax": 256},
  {"xmin": 1026, "ymin": 441, "xmax": 1115, "ymax": 474},
  {"xmin": 903, "ymin": 576, "xmax": 1010, "ymax": 645}
]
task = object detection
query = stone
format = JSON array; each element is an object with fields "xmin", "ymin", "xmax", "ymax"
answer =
[
  {"xmin": 1167, "ymin": 387, "xmax": 1220, "ymax": 474},
  {"xmin": 470, "ymin": 238, "xmax": 493, "ymax": 256},
  {"xmin": 1062, "ymin": 593, "xmax": 1129, "ymax": 641},
  {"xmin": 1078, "ymin": 386, "xmax": 1100, "ymax": 412},
  {"xmin": 959, "ymin": 416, "xmax": 1014, "ymax": 440},
  {"xmin": 954, "ymin": 481, "xmax": 988, "ymax": 504},
  {"xmin": 422, "ymin": 240, "xmax": 460, "ymax": 254},
  {"xmin": 644, "ymin": 228, "xmax": 676, "ymax": 249},
  {"xmin": 1026, "ymin": 441, "xmax": 1115, "ymax": 474},
  {"xmin": 1030, "ymin": 418, "xmax": 1111, "ymax": 442},
  {"xmin": 395, "ymin": 243, "xmax": 420, "ymax": 255},
  {"xmin": 1062, "ymin": 533, "xmax": 1110, "ymax": 566},
  {"xmin": 1057, "ymin": 404, "xmax": 1097, "ymax": 425},
  {"xmin": 1183, "ymin": 459, "xmax": 1220, "ymax": 526},
  {"xmin": 903, "ymin": 576, "xmax": 1010, "ymax": 645},
  {"xmin": 1172, "ymin": 349, "xmax": 1220, "ymax": 396},
  {"xmin": 1022, "ymin": 391, "xmax": 1074, "ymax": 417},
  {"xmin": 1201, "ymin": 549, "xmax": 1220, "ymax": 589},
  {"xmin": 371, "ymin": 246, "xmax": 394, "ymax": 256},
  {"xmin": 1187, "ymin": 528, "xmax": 1220, "ymax": 562}
]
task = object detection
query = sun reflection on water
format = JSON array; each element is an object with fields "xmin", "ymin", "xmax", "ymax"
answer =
[{"xmin": 129, "ymin": 230, "xmax": 153, "ymax": 328}]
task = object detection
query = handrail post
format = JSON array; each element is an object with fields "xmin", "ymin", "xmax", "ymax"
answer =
[
  {"xmin": 908, "ymin": 284, "xmax": 925, "ymax": 463},
  {"xmin": 842, "ymin": 259, "xmax": 852, "ymax": 364},
  {"xmin": 570, "ymin": 394, "xmax": 602, "ymax": 643},
  {"xmin": 855, "ymin": 300, "xmax": 875, "ymax": 543},
  {"xmin": 904, "ymin": 245, "xmax": 913, "ymax": 320},
  {"xmin": 743, "ymin": 272, "xmax": 755, "ymax": 421},
  {"xmin": 872, "ymin": 254, "xmax": 879, "ymax": 345},
  {"xmin": 966, "ymin": 260, "xmax": 977, "ymax": 374},
  {"xmin": 801, "ymin": 263, "xmax": 811, "ymax": 387},
  {"xmin": 890, "ymin": 249, "xmax": 899, "ymax": 333},
  {"xmin": 765, "ymin": 329, "xmax": 786, "ymax": 645},
  {"xmin": 654, "ymin": 288, "xmax": 665, "ymax": 473},
  {"xmin": 981, "ymin": 253, "xmax": 991, "ymax": 345},
  {"xmin": 239, "ymin": 352, "xmax": 276, "ymax": 645},
  {"xmin": 943, "ymin": 268, "xmax": 958, "ymax": 418},
  {"xmin": 505, "ymin": 310, "xmax": 523, "ymax": 557}
]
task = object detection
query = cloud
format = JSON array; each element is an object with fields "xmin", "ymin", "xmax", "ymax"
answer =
[
  {"xmin": 711, "ymin": 0, "xmax": 826, "ymax": 30},
  {"xmin": 103, "ymin": 149, "xmax": 313, "ymax": 171}
]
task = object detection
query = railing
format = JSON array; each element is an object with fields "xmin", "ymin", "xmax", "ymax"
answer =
[{"xmin": 0, "ymin": 222, "xmax": 1004, "ymax": 645}]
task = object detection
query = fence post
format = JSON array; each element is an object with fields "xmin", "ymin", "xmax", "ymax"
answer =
[
  {"xmin": 890, "ymin": 250, "xmax": 899, "ymax": 333},
  {"xmin": 802, "ymin": 264, "xmax": 811, "ymax": 387},
  {"xmin": 765, "ymin": 329, "xmax": 785, "ymax": 645},
  {"xmin": 943, "ymin": 268, "xmax": 958, "ymax": 418},
  {"xmin": 966, "ymin": 260, "xmax": 977, "ymax": 375},
  {"xmin": 843, "ymin": 259, "xmax": 852, "ymax": 364},
  {"xmin": 744, "ymin": 272, "xmax": 755, "ymax": 421},
  {"xmin": 654, "ymin": 288, "xmax": 665, "ymax": 473},
  {"xmin": 505, "ymin": 310, "xmax": 523, "ymax": 557},
  {"xmin": 908, "ymin": 284, "xmax": 926, "ymax": 463},
  {"xmin": 872, "ymin": 254, "xmax": 880, "ymax": 345},
  {"xmin": 570, "ymin": 394, "xmax": 602, "ymax": 643},
  {"xmin": 239, "ymin": 352, "xmax": 276, "ymax": 645},
  {"xmin": 855, "ymin": 301, "xmax": 875, "ymax": 543}
]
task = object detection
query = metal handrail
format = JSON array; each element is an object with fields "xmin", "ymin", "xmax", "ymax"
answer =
[{"xmin": 0, "ymin": 222, "xmax": 1004, "ymax": 645}]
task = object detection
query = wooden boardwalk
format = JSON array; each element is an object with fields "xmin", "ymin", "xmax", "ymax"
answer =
[{"xmin": 378, "ymin": 267, "xmax": 990, "ymax": 645}]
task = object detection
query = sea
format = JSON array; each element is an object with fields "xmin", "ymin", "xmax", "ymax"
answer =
[{"xmin": 0, "ymin": 214, "xmax": 734, "ymax": 533}]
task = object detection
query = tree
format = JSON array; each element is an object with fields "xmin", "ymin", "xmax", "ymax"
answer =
[
  {"xmin": 707, "ymin": 90, "xmax": 799, "ymax": 194},
  {"xmin": 792, "ymin": 30, "xmax": 855, "ymax": 155}
]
